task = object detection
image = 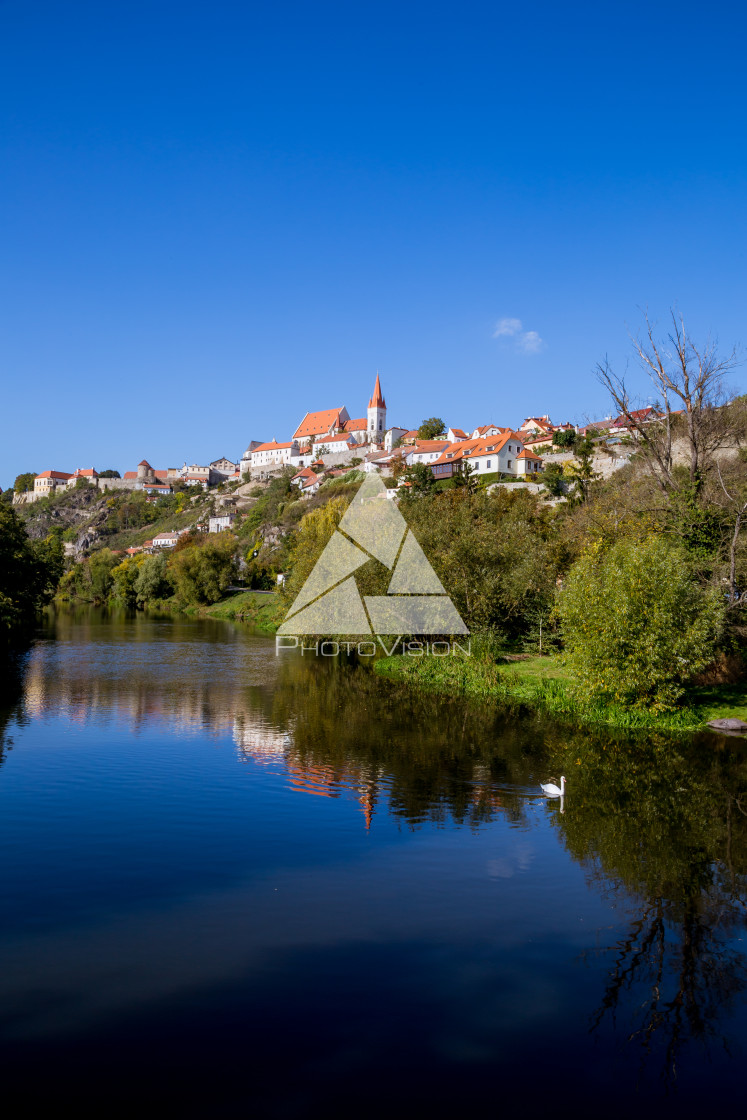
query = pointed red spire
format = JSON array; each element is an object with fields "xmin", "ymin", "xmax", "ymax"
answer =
[{"xmin": 368, "ymin": 373, "xmax": 386, "ymax": 409}]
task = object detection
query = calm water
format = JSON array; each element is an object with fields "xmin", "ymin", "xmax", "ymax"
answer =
[{"xmin": 1, "ymin": 610, "xmax": 746, "ymax": 1116}]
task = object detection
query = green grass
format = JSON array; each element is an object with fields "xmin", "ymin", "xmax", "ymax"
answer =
[
  {"xmin": 201, "ymin": 589, "xmax": 280, "ymax": 632},
  {"xmin": 374, "ymin": 651, "xmax": 747, "ymax": 733}
]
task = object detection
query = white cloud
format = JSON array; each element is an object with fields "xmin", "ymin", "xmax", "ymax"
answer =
[
  {"xmin": 518, "ymin": 330, "xmax": 543, "ymax": 354},
  {"xmin": 493, "ymin": 317, "xmax": 523, "ymax": 338},
  {"xmin": 493, "ymin": 317, "xmax": 544, "ymax": 354}
]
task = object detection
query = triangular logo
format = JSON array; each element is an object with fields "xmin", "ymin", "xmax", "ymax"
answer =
[{"xmin": 277, "ymin": 473, "xmax": 468, "ymax": 635}]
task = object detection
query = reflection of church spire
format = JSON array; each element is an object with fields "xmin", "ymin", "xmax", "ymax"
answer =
[{"xmin": 357, "ymin": 773, "xmax": 379, "ymax": 830}]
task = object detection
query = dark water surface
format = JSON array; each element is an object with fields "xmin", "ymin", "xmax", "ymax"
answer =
[{"xmin": 1, "ymin": 610, "xmax": 746, "ymax": 1116}]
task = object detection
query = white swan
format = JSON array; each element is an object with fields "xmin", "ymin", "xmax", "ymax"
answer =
[{"xmin": 540, "ymin": 776, "xmax": 565, "ymax": 797}]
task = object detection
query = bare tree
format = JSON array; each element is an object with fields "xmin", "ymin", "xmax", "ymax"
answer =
[{"xmin": 596, "ymin": 309, "xmax": 742, "ymax": 497}]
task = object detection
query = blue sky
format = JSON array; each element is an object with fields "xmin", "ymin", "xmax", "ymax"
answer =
[{"xmin": 2, "ymin": 0, "xmax": 746, "ymax": 486}]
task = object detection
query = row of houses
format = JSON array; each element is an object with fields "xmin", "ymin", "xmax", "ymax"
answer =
[
  {"xmin": 19, "ymin": 456, "xmax": 242, "ymax": 504},
  {"xmin": 21, "ymin": 368, "xmax": 660, "ymax": 506}
]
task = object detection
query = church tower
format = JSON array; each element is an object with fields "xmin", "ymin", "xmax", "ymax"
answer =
[{"xmin": 367, "ymin": 373, "xmax": 387, "ymax": 442}]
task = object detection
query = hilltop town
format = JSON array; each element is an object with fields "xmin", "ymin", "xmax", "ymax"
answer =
[{"xmin": 11, "ymin": 372, "xmax": 642, "ymax": 529}]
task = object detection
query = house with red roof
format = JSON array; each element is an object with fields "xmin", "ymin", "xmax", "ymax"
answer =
[
  {"xmin": 311, "ymin": 432, "xmax": 359, "ymax": 457},
  {"xmin": 32, "ymin": 470, "xmax": 74, "ymax": 498},
  {"xmin": 609, "ymin": 407, "xmax": 662, "ymax": 435},
  {"xmin": 431, "ymin": 431, "xmax": 541, "ymax": 480},
  {"xmin": 250, "ymin": 440, "xmax": 299, "ymax": 471},
  {"xmin": 291, "ymin": 467, "xmax": 322, "ymax": 495},
  {"xmin": 403, "ymin": 440, "xmax": 452, "ymax": 466}
]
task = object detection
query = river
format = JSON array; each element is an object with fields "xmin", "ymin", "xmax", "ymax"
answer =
[{"xmin": 1, "ymin": 609, "xmax": 746, "ymax": 1116}]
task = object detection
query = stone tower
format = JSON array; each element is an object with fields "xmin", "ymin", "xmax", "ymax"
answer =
[{"xmin": 367, "ymin": 373, "xmax": 387, "ymax": 442}]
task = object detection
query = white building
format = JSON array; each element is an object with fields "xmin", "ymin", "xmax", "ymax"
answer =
[
  {"xmin": 404, "ymin": 440, "xmax": 450, "ymax": 466},
  {"xmin": 311, "ymin": 432, "xmax": 358, "ymax": 458},
  {"xmin": 152, "ymin": 532, "xmax": 180, "ymax": 549},
  {"xmin": 250, "ymin": 440, "xmax": 299, "ymax": 470},
  {"xmin": 384, "ymin": 426, "xmax": 409, "ymax": 450},
  {"xmin": 209, "ymin": 512, "xmax": 237, "ymax": 533}
]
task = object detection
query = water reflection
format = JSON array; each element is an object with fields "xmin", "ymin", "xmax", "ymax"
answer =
[
  {"xmin": 545, "ymin": 731, "xmax": 747, "ymax": 1079},
  {"xmin": 1, "ymin": 607, "xmax": 747, "ymax": 1103}
]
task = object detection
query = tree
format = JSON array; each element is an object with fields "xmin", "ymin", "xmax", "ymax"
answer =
[
  {"xmin": 99, "ymin": 469, "xmax": 121, "ymax": 478},
  {"xmin": 557, "ymin": 536, "xmax": 725, "ymax": 711},
  {"xmin": 135, "ymin": 553, "xmax": 174, "ymax": 604},
  {"xmin": 112, "ymin": 556, "xmax": 143, "ymax": 607},
  {"xmin": 541, "ymin": 462, "xmax": 565, "ymax": 497},
  {"xmin": 402, "ymin": 488, "xmax": 558, "ymax": 636},
  {"xmin": 279, "ymin": 496, "xmax": 351, "ymax": 613},
  {"xmin": 452, "ymin": 461, "xmax": 478, "ymax": 494},
  {"xmin": 13, "ymin": 472, "xmax": 36, "ymax": 493},
  {"xmin": 552, "ymin": 429, "xmax": 576, "ymax": 448},
  {"xmin": 596, "ymin": 309, "xmax": 742, "ymax": 498},
  {"xmin": 564, "ymin": 433, "xmax": 599, "ymax": 504},
  {"xmin": 417, "ymin": 417, "xmax": 446, "ymax": 440},
  {"xmin": 0, "ymin": 507, "xmax": 64, "ymax": 632},
  {"xmin": 403, "ymin": 461, "xmax": 435, "ymax": 494},
  {"xmin": 168, "ymin": 533, "xmax": 238, "ymax": 604}
]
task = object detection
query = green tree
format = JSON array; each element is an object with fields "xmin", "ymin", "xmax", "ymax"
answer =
[
  {"xmin": 557, "ymin": 536, "xmax": 725, "ymax": 711},
  {"xmin": 0, "ymin": 506, "xmax": 64, "ymax": 632},
  {"xmin": 564, "ymin": 434, "xmax": 599, "ymax": 503},
  {"xmin": 403, "ymin": 461, "xmax": 435, "ymax": 495},
  {"xmin": 552, "ymin": 428, "xmax": 576, "ymax": 448},
  {"xmin": 541, "ymin": 461, "xmax": 565, "ymax": 497},
  {"xmin": 112, "ymin": 556, "xmax": 143, "ymax": 607},
  {"xmin": 279, "ymin": 496, "xmax": 351, "ymax": 615},
  {"xmin": 402, "ymin": 488, "xmax": 558, "ymax": 636},
  {"xmin": 98, "ymin": 469, "xmax": 120, "ymax": 478},
  {"xmin": 134, "ymin": 552, "xmax": 174, "ymax": 604},
  {"xmin": 452, "ymin": 461, "xmax": 478, "ymax": 494},
  {"xmin": 417, "ymin": 417, "xmax": 446, "ymax": 440},
  {"xmin": 168, "ymin": 534, "xmax": 238, "ymax": 604},
  {"xmin": 13, "ymin": 472, "xmax": 36, "ymax": 493}
]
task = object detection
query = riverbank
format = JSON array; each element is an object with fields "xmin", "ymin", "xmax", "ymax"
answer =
[
  {"xmin": 153, "ymin": 588, "xmax": 281, "ymax": 632},
  {"xmin": 374, "ymin": 652, "xmax": 747, "ymax": 732}
]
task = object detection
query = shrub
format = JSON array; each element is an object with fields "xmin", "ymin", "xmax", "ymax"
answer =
[{"xmin": 557, "ymin": 536, "xmax": 725, "ymax": 710}]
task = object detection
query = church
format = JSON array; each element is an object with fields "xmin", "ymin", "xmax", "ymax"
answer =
[{"xmin": 292, "ymin": 373, "xmax": 387, "ymax": 450}]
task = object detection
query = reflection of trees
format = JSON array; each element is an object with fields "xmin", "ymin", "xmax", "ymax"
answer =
[
  {"xmin": 549, "ymin": 729, "xmax": 747, "ymax": 1081},
  {"xmin": 271, "ymin": 652, "xmax": 544, "ymax": 828},
  {"xmin": 0, "ymin": 643, "xmax": 31, "ymax": 768},
  {"xmin": 21, "ymin": 608, "xmax": 549, "ymax": 830}
]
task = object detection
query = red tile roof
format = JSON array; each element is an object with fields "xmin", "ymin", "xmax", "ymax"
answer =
[
  {"xmin": 252, "ymin": 440, "xmax": 295, "ymax": 453},
  {"xmin": 123, "ymin": 471, "xmax": 138, "ymax": 479},
  {"xmin": 409, "ymin": 440, "xmax": 450, "ymax": 453},
  {"xmin": 35, "ymin": 470, "xmax": 73, "ymax": 480},
  {"xmin": 293, "ymin": 408, "xmax": 346, "ymax": 440},
  {"xmin": 315, "ymin": 432, "xmax": 354, "ymax": 445},
  {"xmin": 432, "ymin": 432, "xmax": 523, "ymax": 467},
  {"xmin": 516, "ymin": 448, "xmax": 543, "ymax": 461},
  {"xmin": 342, "ymin": 418, "xmax": 367, "ymax": 431},
  {"xmin": 611, "ymin": 407, "xmax": 661, "ymax": 428}
]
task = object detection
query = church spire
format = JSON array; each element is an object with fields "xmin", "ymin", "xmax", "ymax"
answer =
[{"xmin": 368, "ymin": 372, "xmax": 386, "ymax": 410}]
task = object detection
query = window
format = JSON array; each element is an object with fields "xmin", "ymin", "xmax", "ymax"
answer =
[
  {"xmin": 507, "ymin": 460, "xmax": 512, "ymax": 468},
  {"xmin": 486, "ymin": 460, "xmax": 491, "ymax": 469}
]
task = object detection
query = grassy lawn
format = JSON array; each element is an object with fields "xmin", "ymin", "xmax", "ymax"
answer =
[
  {"xmin": 375, "ymin": 651, "xmax": 747, "ymax": 733},
  {"xmin": 202, "ymin": 589, "xmax": 280, "ymax": 632}
]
